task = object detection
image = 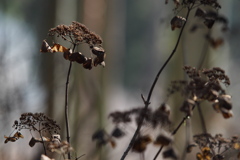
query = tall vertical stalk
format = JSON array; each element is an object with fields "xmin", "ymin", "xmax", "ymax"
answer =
[
  {"xmin": 65, "ymin": 44, "xmax": 76, "ymax": 159},
  {"xmin": 65, "ymin": 61, "xmax": 72, "ymax": 159},
  {"xmin": 120, "ymin": 4, "xmax": 194, "ymax": 160}
]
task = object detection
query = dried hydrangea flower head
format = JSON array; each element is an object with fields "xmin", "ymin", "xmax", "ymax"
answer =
[
  {"xmin": 41, "ymin": 21, "xmax": 106, "ymax": 70},
  {"xmin": 48, "ymin": 21, "xmax": 103, "ymax": 46}
]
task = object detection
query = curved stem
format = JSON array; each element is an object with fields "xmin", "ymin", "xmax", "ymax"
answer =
[{"xmin": 120, "ymin": 6, "xmax": 193, "ymax": 160}]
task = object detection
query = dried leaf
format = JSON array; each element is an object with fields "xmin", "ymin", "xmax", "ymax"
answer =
[
  {"xmin": 163, "ymin": 148, "xmax": 178, "ymax": 159},
  {"xmin": 83, "ymin": 58, "xmax": 93, "ymax": 70},
  {"xmin": 13, "ymin": 131, "xmax": 24, "ymax": 139},
  {"xmin": 29, "ymin": 136, "xmax": 50, "ymax": 147},
  {"xmin": 51, "ymin": 44, "xmax": 68, "ymax": 53},
  {"xmin": 111, "ymin": 127, "xmax": 125, "ymax": 138},
  {"xmin": 63, "ymin": 49, "xmax": 72, "ymax": 60},
  {"xmin": 154, "ymin": 133, "xmax": 173, "ymax": 146},
  {"xmin": 204, "ymin": 19, "xmax": 215, "ymax": 29},
  {"xmin": 132, "ymin": 135, "xmax": 152, "ymax": 153},
  {"xmin": 40, "ymin": 40, "xmax": 52, "ymax": 53},
  {"xmin": 69, "ymin": 52, "xmax": 87, "ymax": 64},
  {"xmin": 4, "ymin": 136, "xmax": 18, "ymax": 143},
  {"xmin": 91, "ymin": 46, "xmax": 105, "ymax": 56}
]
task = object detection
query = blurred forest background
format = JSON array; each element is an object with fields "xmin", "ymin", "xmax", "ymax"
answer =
[{"xmin": 1, "ymin": 0, "xmax": 240, "ymax": 160}]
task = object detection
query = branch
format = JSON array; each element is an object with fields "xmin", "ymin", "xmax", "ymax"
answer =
[{"xmin": 120, "ymin": 6, "xmax": 192, "ymax": 160}]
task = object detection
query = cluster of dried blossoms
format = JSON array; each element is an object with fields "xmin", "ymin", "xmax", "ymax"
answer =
[
  {"xmin": 4, "ymin": 112, "xmax": 73, "ymax": 158},
  {"xmin": 5, "ymin": 113, "xmax": 60, "ymax": 145},
  {"xmin": 191, "ymin": 133, "xmax": 240, "ymax": 159},
  {"xmin": 15, "ymin": 112, "xmax": 61, "ymax": 134},
  {"xmin": 168, "ymin": 66, "xmax": 232, "ymax": 118},
  {"xmin": 92, "ymin": 104, "xmax": 174, "ymax": 155},
  {"xmin": 169, "ymin": 0, "xmax": 227, "ymax": 32},
  {"xmin": 40, "ymin": 21, "xmax": 106, "ymax": 70}
]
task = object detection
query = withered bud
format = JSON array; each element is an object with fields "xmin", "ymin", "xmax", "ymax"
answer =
[
  {"xmin": 163, "ymin": 148, "xmax": 178, "ymax": 159},
  {"xmin": 187, "ymin": 143, "xmax": 197, "ymax": 153},
  {"xmin": 69, "ymin": 52, "xmax": 87, "ymax": 64},
  {"xmin": 40, "ymin": 40, "xmax": 53, "ymax": 53},
  {"xmin": 63, "ymin": 49, "xmax": 72, "ymax": 60},
  {"xmin": 204, "ymin": 19, "xmax": 215, "ymax": 29},
  {"xmin": 111, "ymin": 127, "xmax": 125, "ymax": 138},
  {"xmin": 4, "ymin": 136, "xmax": 18, "ymax": 143},
  {"xmin": 91, "ymin": 46, "xmax": 105, "ymax": 56},
  {"xmin": 132, "ymin": 135, "xmax": 152, "ymax": 153},
  {"xmin": 83, "ymin": 58, "xmax": 93, "ymax": 70},
  {"xmin": 154, "ymin": 132, "xmax": 173, "ymax": 146},
  {"xmin": 180, "ymin": 99, "xmax": 195, "ymax": 116},
  {"xmin": 171, "ymin": 16, "xmax": 186, "ymax": 30}
]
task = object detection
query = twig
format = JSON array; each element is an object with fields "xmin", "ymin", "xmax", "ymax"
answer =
[{"xmin": 120, "ymin": 5, "xmax": 193, "ymax": 160}]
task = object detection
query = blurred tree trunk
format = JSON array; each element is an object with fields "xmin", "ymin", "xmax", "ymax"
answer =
[
  {"xmin": 25, "ymin": 0, "xmax": 57, "ymax": 117},
  {"xmin": 24, "ymin": 0, "xmax": 57, "ymax": 158}
]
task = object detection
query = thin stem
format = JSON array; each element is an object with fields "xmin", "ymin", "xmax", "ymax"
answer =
[
  {"xmin": 181, "ymin": 118, "xmax": 191, "ymax": 160},
  {"xmin": 65, "ymin": 61, "xmax": 72, "ymax": 159},
  {"xmin": 38, "ymin": 123, "xmax": 47, "ymax": 155},
  {"xmin": 196, "ymin": 102, "xmax": 207, "ymax": 133},
  {"xmin": 120, "ymin": 6, "xmax": 192, "ymax": 160},
  {"xmin": 196, "ymin": 30, "xmax": 211, "ymax": 69},
  {"xmin": 65, "ymin": 44, "xmax": 76, "ymax": 159},
  {"xmin": 39, "ymin": 132, "xmax": 47, "ymax": 155},
  {"xmin": 196, "ymin": 102, "xmax": 216, "ymax": 156},
  {"xmin": 153, "ymin": 107, "xmax": 195, "ymax": 160}
]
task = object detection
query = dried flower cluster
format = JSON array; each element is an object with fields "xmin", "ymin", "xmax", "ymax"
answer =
[
  {"xmin": 92, "ymin": 104, "xmax": 172, "ymax": 154},
  {"xmin": 40, "ymin": 21, "xmax": 106, "ymax": 70},
  {"xmin": 191, "ymin": 133, "xmax": 240, "ymax": 160},
  {"xmin": 109, "ymin": 103, "xmax": 171, "ymax": 128},
  {"xmin": 14, "ymin": 112, "xmax": 60, "ymax": 134},
  {"xmin": 4, "ymin": 113, "xmax": 74, "ymax": 159},
  {"xmin": 168, "ymin": 0, "xmax": 227, "ymax": 33},
  {"xmin": 4, "ymin": 113, "xmax": 60, "ymax": 147},
  {"xmin": 48, "ymin": 21, "xmax": 103, "ymax": 46},
  {"xmin": 92, "ymin": 127, "xmax": 176, "ymax": 156},
  {"xmin": 167, "ymin": 0, "xmax": 221, "ymax": 10},
  {"xmin": 167, "ymin": 66, "xmax": 232, "ymax": 118}
]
